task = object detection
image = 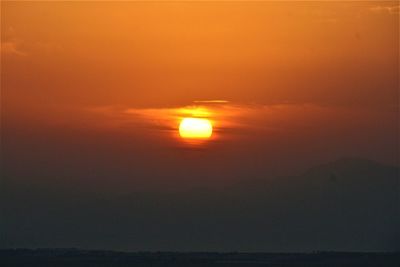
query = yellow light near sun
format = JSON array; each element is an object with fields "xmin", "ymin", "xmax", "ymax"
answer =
[{"xmin": 179, "ymin": 118, "xmax": 213, "ymax": 139}]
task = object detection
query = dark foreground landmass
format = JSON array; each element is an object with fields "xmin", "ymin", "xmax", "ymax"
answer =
[
  {"xmin": 3, "ymin": 159, "xmax": 399, "ymax": 252},
  {"xmin": 1, "ymin": 249, "xmax": 399, "ymax": 267}
]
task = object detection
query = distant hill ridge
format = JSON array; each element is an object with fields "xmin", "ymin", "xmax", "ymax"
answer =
[
  {"xmin": 304, "ymin": 157, "xmax": 399, "ymax": 176},
  {"xmin": 2, "ymin": 157, "xmax": 399, "ymax": 252}
]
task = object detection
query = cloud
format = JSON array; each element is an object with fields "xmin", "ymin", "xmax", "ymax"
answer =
[
  {"xmin": 193, "ymin": 100, "xmax": 229, "ymax": 104},
  {"xmin": 1, "ymin": 26, "xmax": 27, "ymax": 56},
  {"xmin": 86, "ymin": 102, "xmax": 352, "ymax": 142},
  {"xmin": 1, "ymin": 41, "xmax": 27, "ymax": 56},
  {"xmin": 370, "ymin": 5, "xmax": 400, "ymax": 15}
]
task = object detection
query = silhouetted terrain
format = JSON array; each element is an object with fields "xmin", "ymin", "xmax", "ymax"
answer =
[
  {"xmin": 2, "ymin": 158, "xmax": 399, "ymax": 251},
  {"xmin": 1, "ymin": 249, "xmax": 400, "ymax": 267}
]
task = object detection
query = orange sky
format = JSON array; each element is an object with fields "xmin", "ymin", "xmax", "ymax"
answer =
[
  {"xmin": 2, "ymin": 2, "xmax": 400, "ymax": 253},
  {"xmin": 2, "ymin": 1, "xmax": 398, "ymax": 111},
  {"xmin": 1, "ymin": 1, "xmax": 399, "ymax": 189}
]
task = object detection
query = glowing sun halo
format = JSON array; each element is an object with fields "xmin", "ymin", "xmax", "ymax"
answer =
[{"xmin": 179, "ymin": 118, "xmax": 213, "ymax": 139}]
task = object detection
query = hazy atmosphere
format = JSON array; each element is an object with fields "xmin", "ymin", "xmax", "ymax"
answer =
[{"xmin": 1, "ymin": 1, "xmax": 399, "ymax": 253}]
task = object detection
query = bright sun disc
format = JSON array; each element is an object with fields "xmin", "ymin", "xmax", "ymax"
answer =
[{"xmin": 179, "ymin": 118, "xmax": 213, "ymax": 139}]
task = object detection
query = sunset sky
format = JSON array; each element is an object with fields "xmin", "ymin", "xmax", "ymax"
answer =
[{"xmin": 1, "ymin": 1, "xmax": 399, "ymax": 251}]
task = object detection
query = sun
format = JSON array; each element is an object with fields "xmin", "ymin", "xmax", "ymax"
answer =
[{"xmin": 179, "ymin": 118, "xmax": 213, "ymax": 139}]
